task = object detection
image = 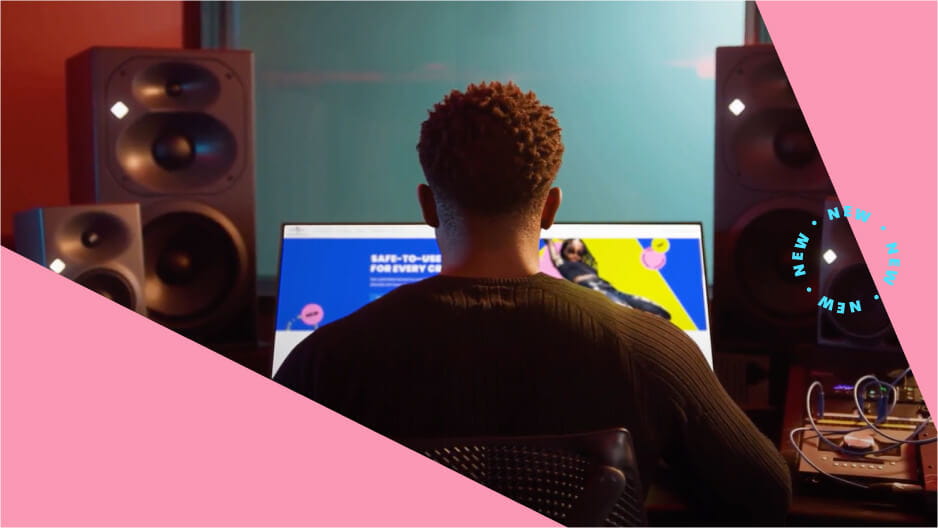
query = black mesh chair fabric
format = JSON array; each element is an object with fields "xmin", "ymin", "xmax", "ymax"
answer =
[{"xmin": 403, "ymin": 428, "xmax": 647, "ymax": 526}]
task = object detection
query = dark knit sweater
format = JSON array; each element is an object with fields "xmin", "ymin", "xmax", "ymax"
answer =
[{"xmin": 275, "ymin": 273, "xmax": 792, "ymax": 522}]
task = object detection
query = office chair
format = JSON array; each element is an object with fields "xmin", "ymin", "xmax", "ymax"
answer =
[{"xmin": 403, "ymin": 428, "xmax": 646, "ymax": 526}]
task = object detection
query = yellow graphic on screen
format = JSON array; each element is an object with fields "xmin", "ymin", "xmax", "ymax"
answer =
[
  {"xmin": 542, "ymin": 238, "xmax": 697, "ymax": 331},
  {"xmin": 651, "ymin": 238, "xmax": 670, "ymax": 253}
]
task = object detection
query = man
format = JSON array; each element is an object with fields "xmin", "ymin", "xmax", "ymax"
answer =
[{"xmin": 276, "ymin": 81, "xmax": 791, "ymax": 522}]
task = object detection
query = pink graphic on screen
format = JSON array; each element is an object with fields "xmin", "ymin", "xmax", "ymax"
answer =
[
  {"xmin": 299, "ymin": 303, "xmax": 324, "ymax": 326},
  {"xmin": 640, "ymin": 245, "xmax": 668, "ymax": 271},
  {"xmin": 285, "ymin": 302, "xmax": 325, "ymax": 330},
  {"xmin": 538, "ymin": 241, "xmax": 563, "ymax": 279}
]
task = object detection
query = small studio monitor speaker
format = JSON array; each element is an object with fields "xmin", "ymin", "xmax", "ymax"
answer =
[
  {"xmin": 67, "ymin": 47, "xmax": 255, "ymax": 344},
  {"xmin": 14, "ymin": 203, "xmax": 146, "ymax": 314},
  {"xmin": 713, "ymin": 44, "xmax": 835, "ymax": 346}
]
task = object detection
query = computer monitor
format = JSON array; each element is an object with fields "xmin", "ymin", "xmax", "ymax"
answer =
[{"xmin": 273, "ymin": 223, "xmax": 712, "ymax": 376}]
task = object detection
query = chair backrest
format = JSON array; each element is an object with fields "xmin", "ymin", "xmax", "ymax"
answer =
[{"xmin": 402, "ymin": 428, "xmax": 646, "ymax": 526}]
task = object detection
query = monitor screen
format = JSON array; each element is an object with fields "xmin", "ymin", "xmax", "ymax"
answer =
[{"xmin": 273, "ymin": 223, "xmax": 712, "ymax": 376}]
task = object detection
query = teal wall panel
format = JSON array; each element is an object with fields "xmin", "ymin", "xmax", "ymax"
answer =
[{"xmin": 237, "ymin": 2, "xmax": 744, "ymax": 279}]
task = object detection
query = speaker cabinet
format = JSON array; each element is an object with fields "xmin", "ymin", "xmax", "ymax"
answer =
[
  {"xmin": 817, "ymin": 197, "xmax": 900, "ymax": 352},
  {"xmin": 67, "ymin": 47, "xmax": 255, "ymax": 344},
  {"xmin": 713, "ymin": 44, "xmax": 834, "ymax": 346},
  {"xmin": 14, "ymin": 203, "xmax": 146, "ymax": 314}
]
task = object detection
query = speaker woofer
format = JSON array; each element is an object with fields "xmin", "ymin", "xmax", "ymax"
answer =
[
  {"xmin": 131, "ymin": 61, "xmax": 221, "ymax": 109},
  {"xmin": 734, "ymin": 208, "xmax": 820, "ymax": 324},
  {"xmin": 75, "ymin": 269, "xmax": 137, "ymax": 311},
  {"xmin": 56, "ymin": 211, "xmax": 132, "ymax": 264},
  {"xmin": 823, "ymin": 264, "xmax": 890, "ymax": 339},
  {"xmin": 116, "ymin": 112, "xmax": 237, "ymax": 193},
  {"xmin": 142, "ymin": 204, "xmax": 249, "ymax": 334},
  {"xmin": 733, "ymin": 109, "xmax": 823, "ymax": 187}
]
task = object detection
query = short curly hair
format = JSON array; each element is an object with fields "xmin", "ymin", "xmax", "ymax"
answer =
[{"xmin": 417, "ymin": 81, "xmax": 564, "ymax": 216}]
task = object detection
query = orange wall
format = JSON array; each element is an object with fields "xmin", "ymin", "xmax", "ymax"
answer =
[{"xmin": 1, "ymin": 1, "xmax": 185, "ymax": 248}]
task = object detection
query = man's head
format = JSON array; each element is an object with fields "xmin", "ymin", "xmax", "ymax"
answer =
[{"xmin": 416, "ymin": 81, "xmax": 564, "ymax": 230}]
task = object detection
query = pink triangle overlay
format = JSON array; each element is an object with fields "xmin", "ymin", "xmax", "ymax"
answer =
[
  {"xmin": 758, "ymin": 1, "xmax": 937, "ymax": 411},
  {"xmin": 4, "ymin": 3, "xmax": 934, "ymax": 521},
  {"xmin": 0, "ymin": 248, "xmax": 554, "ymax": 526}
]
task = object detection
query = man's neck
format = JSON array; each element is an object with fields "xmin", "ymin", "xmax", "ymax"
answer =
[
  {"xmin": 435, "ymin": 220, "xmax": 542, "ymax": 279},
  {"xmin": 439, "ymin": 247, "xmax": 541, "ymax": 278}
]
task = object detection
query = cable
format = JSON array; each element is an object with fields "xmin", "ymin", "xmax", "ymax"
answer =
[
  {"xmin": 856, "ymin": 376, "xmax": 898, "ymax": 423},
  {"xmin": 804, "ymin": 382, "xmax": 909, "ymax": 457},
  {"xmin": 889, "ymin": 367, "xmax": 912, "ymax": 385},
  {"xmin": 852, "ymin": 375, "xmax": 934, "ymax": 445}
]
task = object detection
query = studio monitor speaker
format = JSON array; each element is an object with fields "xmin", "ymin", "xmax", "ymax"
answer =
[
  {"xmin": 14, "ymin": 203, "xmax": 146, "ymax": 314},
  {"xmin": 817, "ymin": 197, "xmax": 900, "ymax": 353},
  {"xmin": 67, "ymin": 47, "xmax": 255, "ymax": 344},
  {"xmin": 713, "ymin": 44, "xmax": 834, "ymax": 346}
]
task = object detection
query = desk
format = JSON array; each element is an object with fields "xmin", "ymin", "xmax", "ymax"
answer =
[
  {"xmin": 646, "ymin": 476, "xmax": 935, "ymax": 526},
  {"xmin": 788, "ymin": 493, "xmax": 934, "ymax": 526},
  {"xmin": 210, "ymin": 294, "xmax": 277, "ymax": 377}
]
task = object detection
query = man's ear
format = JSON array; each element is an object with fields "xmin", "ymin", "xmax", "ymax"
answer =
[
  {"xmin": 417, "ymin": 183, "xmax": 440, "ymax": 228},
  {"xmin": 540, "ymin": 187, "xmax": 562, "ymax": 229}
]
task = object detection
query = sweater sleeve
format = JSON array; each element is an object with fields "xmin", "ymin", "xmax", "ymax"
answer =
[
  {"xmin": 274, "ymin": 325, "xmax": 338, "ymax": 400},
  {"xmin": 625, "ymin": 312, "xmax": 793, "ymax": 524},
  {"xmin": 273, "ymin": 336, "xmax": 315, "ymax": 397}
]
